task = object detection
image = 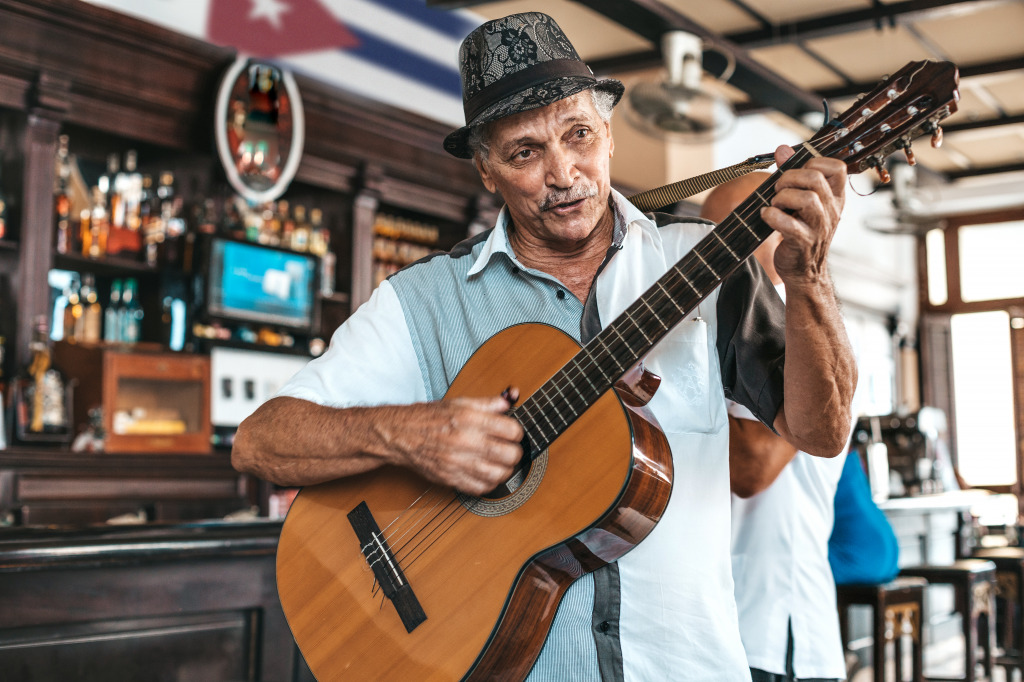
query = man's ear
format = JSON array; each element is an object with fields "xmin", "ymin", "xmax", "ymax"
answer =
[
  {"xmin": 474, "ymin": 155, "xmax": 497, "ymax": 193},
  {"xmin": 606, "ymin": 119, "xmax": 614, "ymax": 158}
]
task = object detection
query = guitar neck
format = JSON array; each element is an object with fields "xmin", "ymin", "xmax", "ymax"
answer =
[{"xmin": 513, "ymin": 145, "xmax": 816, "ymax": 457}]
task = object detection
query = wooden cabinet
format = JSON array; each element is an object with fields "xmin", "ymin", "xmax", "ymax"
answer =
[{"xmin": 54, "ymin": 342, "xmax": 212, "ymax": 454}]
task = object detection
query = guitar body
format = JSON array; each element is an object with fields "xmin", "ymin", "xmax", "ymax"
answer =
[{"xmin": 277, "ymin": 323, "xmax": 673, "ymax": 680}]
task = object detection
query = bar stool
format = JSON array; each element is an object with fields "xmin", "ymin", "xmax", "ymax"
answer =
[
  {"xmin": 973, "ymin": 546, "xmax": 1024, "ymax": 677},
  {"xmin": 900, "ymin": 559, "xmax": 997, "ymax": 682},
  {"xmin": 837, "ymin": 577, "xmax": 927, "ymax": 682}
]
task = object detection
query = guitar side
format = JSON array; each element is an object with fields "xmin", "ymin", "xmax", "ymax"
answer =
[{"xmin": 276, "ymin": 323, "xmax": 673, "ymax": 681}]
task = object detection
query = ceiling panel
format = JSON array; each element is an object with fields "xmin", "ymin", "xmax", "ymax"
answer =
[
  {"xmin": 804, "ymin": 26, "xmax": 936, "ymax": 83},
  {"xmin": 748, "ymin": 44, "xmax": 847, "ymax": 91},
  {"xmin": 912, "ymin": 2, "xmax": 1024, "ymax": 65},
  {"xmin": 941, "ymin": 83, "xmax": 1002, "ymax": 125},
  {"xmin": 945, "ymin": 125, "xmax": 1024, "ymax": 166},
  {"xmin": 980, "ymin": 72, "xmax": 1024, "ymax": 115},
  {"xmin": 659, "ymin": 0, "xmax": 763, "ymax": 34},
  {"xmin": 737, "ymin": 0, "xmax": 870, "ymax": 25},
  {"xmin": 471, "ymin": 0, "xmax": 651, "ymax": 59}
]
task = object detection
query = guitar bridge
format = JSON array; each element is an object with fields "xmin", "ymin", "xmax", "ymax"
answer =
[{"xmin": 348, "ymin": 501, "xmax": 427, "ymax": 633}]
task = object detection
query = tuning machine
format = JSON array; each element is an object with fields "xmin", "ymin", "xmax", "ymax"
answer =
[
  {"xmin": 894, "ymin": 137, "xmax": 917, "ymax": 166},
  {"xmin": 866, "ymin": 156, "xmax": 891, "ymax": 184},
  {"xmin": 921, "ymin": 120, "xmax": 944, "ymax": 148}
]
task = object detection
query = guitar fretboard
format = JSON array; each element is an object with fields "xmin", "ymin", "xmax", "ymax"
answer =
[{"xmin": 511, "ymin": 145, "xmax": 816, "ymax": 458}]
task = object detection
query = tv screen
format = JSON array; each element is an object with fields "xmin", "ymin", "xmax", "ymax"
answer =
[{"xmin": 208, "ymin": 239, "xmax": 317, "ymax": 330}]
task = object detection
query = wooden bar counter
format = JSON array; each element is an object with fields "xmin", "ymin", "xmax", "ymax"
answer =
[{"xmin": 0, "ymin": 519, "xmax": 312, "ymax": 682}]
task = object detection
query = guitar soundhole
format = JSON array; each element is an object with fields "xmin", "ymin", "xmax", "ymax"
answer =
[{"xmin": 458, "ymin": 450, "xmax": 548, "ymax": 517}]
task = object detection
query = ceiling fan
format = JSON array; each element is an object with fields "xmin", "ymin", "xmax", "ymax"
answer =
[{"xmin": 624, "ymin": 31, "xmax": 736, "ymax": 144}]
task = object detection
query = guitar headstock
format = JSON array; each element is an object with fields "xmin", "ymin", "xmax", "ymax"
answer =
[{"xmin": 808, "ymin": 60, "xmax": 960, "ymax": 181}]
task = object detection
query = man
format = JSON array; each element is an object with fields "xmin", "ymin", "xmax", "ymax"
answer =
[
  {"xmin": 233, "ymin": 12, "xmax": 856, "ymax": 680},
  {"xmin": 703, "ymin": 173, "xmax": 847, "ymax": 681}
]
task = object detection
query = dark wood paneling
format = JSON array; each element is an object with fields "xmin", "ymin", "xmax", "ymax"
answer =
[{"xmin": 0, "ymin": 522, "xmax": 312, "ymax": 682}]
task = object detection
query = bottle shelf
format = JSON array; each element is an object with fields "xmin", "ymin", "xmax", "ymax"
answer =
[{"xmin": 53, "ymin": 251, "xmax": 160, "ymax": 277}]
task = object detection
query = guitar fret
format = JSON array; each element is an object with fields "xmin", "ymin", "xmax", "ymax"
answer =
[
  {"xmin": 753, "ymin": 190, "xmax": 771, "ymax": 207},
  {"xmin": 694, "ymin": 250, "xmax": 719, "ymax": 279},
  {"xmin": 607, "ymin": 323, "xmax": 638, "ymax": 356},
  {"xmin": 678, "ymin": 268, "xmax": 700, "ymax": 297},
  {"xmin": 625, "ymin": 309, "xmax": 653, "ymax": 343},
  {"xmin": 639, "ymin": 297, "xmax": 668, "ymax": 330},
  {"xmin": 735, "ymin": 214, "xmax": 760, "ymax": 239},
  {"xmin": 655, "ymin": 282, "xmax": 685, "ymax": 313},
  {"xmin": 711, "ymin": 231, "xmax": 740, "ymax": 261}
]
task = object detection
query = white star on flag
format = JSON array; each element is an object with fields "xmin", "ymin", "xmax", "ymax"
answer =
[{"xmin": 249, "ymin": 0, "xmax": 290, "ymax": 31}]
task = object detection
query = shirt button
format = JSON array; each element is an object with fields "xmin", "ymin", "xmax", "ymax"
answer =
[
  {"xmin": 598, "ymin": 621, "xmax": 611, "ymax": 633},
  {"xmin": 556, "ymin": 289, "xmax": 566, "ymax": 300}
]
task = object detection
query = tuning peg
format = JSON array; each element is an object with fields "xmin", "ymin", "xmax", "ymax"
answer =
[
  {"xmin": 866, "ymin": 156, "xmax": 891, "ymax": 184},
  {"xmin": 895, "ymin": 138, "xmax": 917, "ymax": 166},
  {"xmin": 931, "ymin": 125, "xmax": 944, "ymax": 149}
]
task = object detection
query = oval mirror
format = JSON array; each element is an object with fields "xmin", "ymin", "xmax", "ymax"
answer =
[{"xmin": 214, "ymin": 57, "xmax": 305, "ymax": 203}]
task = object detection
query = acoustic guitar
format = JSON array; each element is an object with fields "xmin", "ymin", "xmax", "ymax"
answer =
[{"xmin": 277, "ymin": 59, "xmax": 959, "ymax": 681}]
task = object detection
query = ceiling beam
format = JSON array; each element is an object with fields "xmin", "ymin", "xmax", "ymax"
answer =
[
  {"xmin": 571, "ymin": 0, "xmax": 822, "ymax": 122},
  {"xmin": 946, "ymin": 162, "xmax": 1024, "ymax": 180},
  {"xmin": 726, "ymin": 0, "xmax": 1014, "ymax": 49},
  {"xmin": 943, "ymin": 113, "xmax": 1024, "ymax": 134}
]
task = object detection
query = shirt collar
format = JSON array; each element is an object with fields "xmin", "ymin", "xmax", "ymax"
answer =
[{"xmin": 466, "ymin": 189, "xmax": 653, "ymax": 277}]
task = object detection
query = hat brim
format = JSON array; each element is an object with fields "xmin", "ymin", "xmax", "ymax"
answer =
[{"xmin": 443, "ymin": 77, "xmax": 624, "ymax": 159}]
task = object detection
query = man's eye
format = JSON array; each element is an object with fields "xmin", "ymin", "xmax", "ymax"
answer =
[
  {"xmin": 514, "ymin": 149, "xmax": 533, "ymax": 160},
  {"xmin": 574, "ymin": 128, "xmax": 589, "ymax": 139}
]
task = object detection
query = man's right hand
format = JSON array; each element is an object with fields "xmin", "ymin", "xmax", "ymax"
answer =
[{"xmin": 381, "ymin": 396, "xmax": 525, "ymax": 497}]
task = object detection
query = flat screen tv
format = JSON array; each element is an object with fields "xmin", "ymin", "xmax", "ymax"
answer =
[{"xmin": 207, "ymin": 238, "xmax": 317, "ymax": 330}]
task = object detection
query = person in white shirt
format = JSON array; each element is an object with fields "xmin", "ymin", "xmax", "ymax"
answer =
[{"xmin": 703, "ymin": 171, "xmax": 848, "ymax": 682}]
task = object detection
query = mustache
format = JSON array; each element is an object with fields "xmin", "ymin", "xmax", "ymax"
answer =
[{"xmin": 539, "ymin": 183, "xmax": 598, "ymax": 211}]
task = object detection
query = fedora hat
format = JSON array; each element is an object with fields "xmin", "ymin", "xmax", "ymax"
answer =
[{"xmin": 443, "ymin": 12, "xmax": 624, "ymax": 159}]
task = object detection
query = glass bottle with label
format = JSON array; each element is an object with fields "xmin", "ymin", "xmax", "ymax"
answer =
[
  {"xmin": 21, "ymin": 315, "xmax": 68, "ymax": 436},
  {"xmin": 54, "ymin": 135, "xmax": 73, "ymax": 254},
  {"xmin": 80, "ymin": 273, "xmax": 102, "ymax": 343},
  {"xmin": 104, "ymin": 279, "xmax": 122, "ymax": 343},
  {"xmin": 118, "ymin": 278, "xmax": 143, "ymax": 344}
]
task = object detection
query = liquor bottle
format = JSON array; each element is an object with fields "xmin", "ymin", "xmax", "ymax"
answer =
[
  {"xmin": 80, "ymin": 273, "xmax": 102, "ymax": 343},
  {"xmin": 291, "ymin": 204, "xmax": 310, "ymax": 252},
  {"xmin": 87, "ymin": 186, "xmax": 108, "ymax": 258},
  {"xmin": 279, "ymin": 200, "xmax": 294, "ymax": 249},
  {"xmin": 118, "ymin": 278, "xmax": 143, "ymax": 344},
  {"xmin": 156, "ymin": 172, "xmax": 185, "ymax": 266},
  {"xmin": 122, "ymin": 150, "xmax": 143, "ymax": 232},
  {"xmin": 99, "ymin": 153, "xmax": 118, "ymax": 223},
  {"xmin": 54, "ymin": 135, "xmax": 73, "ymax": 254},
  {"xmin": 62, "ymin": 278, "xmax": 82, "ymax": 342},
  {"xmin": 22, "ymin": 315, "xmax": 67, "ymax": 435},
  {"xmin": 104, "ymin": 279, "xmax": 122, "ymax": 343},
  {"xmin": 309, "ymin": 208, "xmax": 328, "ymax": 256}
]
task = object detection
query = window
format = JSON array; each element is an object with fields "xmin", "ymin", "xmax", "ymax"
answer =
[{"xmin": 919, "ymin": 208, "xmax": 1024, "ymax": 496}]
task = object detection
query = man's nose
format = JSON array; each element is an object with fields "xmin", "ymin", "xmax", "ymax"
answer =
[{"xmin": 545, "ymin": 144, "xmax": 578, "ymax": 188}]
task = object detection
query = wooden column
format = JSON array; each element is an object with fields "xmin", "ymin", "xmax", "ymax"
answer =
[{"xmin": 15, "ymin": 72, "xmax": 68, "ymax": 368}]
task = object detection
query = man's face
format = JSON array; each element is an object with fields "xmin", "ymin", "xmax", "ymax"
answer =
[{"xmin": 474, "ymin": 91, "xmax": 614, "ymax": 248}]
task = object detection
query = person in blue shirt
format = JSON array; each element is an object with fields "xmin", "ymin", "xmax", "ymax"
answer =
[{"xmin": 829, "ymin": 450, "xmax": 900, "ymax": 585}]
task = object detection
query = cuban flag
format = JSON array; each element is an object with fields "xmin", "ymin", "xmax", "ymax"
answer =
[{"xmin": 82, "ymin": 0, "xmax": 476, "ymax": 126}]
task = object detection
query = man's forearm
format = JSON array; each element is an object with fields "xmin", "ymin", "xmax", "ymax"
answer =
[{"xmin": 774, "ymin": 276, "xmax": 857, "ymax": 456}]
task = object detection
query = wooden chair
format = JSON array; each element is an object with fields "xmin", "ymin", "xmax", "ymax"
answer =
[
  {"xmin": 900, "ymin": 559, "xmax": 997, "ymax": 682},
  {"xmin": 837, "ymin": 577, "xmax": 927, "ymax": 682},
  {"xmin": 972, "ymin": 546, "xmax": 1024, "ymax": 678}
]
